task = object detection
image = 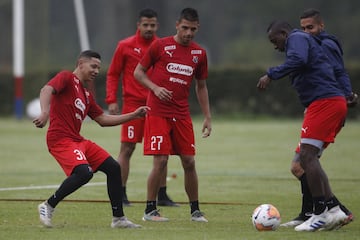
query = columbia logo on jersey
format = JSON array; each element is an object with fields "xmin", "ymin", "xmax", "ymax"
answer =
[
  {"xmin": 75, "ymin": 98, "xmax": 86, "ymax": 115},
  {"xmin": 166, "ymin": 63, "xmax": 193, "ymax": 76}
]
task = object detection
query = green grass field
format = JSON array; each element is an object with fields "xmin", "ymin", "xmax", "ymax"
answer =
[{"xmin": 0, "ymin": 117, "xmax": 359, "ymax": 240}]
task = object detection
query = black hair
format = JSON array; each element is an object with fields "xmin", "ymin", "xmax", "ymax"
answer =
[
  {"xmin": 179, "ymin": 7, "xmax": 199, "ymax": 22},
  {"xmin": 139, "ymin": 8, "xmax": 158, "ymax": 19},
  {"xmin": 78, "ymin": 50, "xmax": 101, "ymax": 60},
  {"xmin": 300, "ymin": 8, "xmax": 323, "ymax": 23},
  {"xmin": 267, "ymin": 20, "xmax": 292, "ymax": 34}
]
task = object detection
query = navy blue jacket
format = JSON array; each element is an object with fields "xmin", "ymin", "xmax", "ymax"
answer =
[
  {"xmin": 267, "ymin": 29, "xmax": 344, "ymax": 107},
  {"xmin": 318, "ymin": 31, "xmax": 352, "ymax": 97}
]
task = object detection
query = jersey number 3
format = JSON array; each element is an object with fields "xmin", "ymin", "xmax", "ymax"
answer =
[{"xmin": 74, "ymin": 149, "xmax": 87, "ymax": 161}]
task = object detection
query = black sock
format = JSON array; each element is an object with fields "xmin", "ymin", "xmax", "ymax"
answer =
[
  {"xmin": 145, "ymin": 201, "xmax": 157, "ymax": 214},
  {"xmin": 299, "ymin": 173, "xmax": 313, "ymax": 214},
  {"xmin": 97, "ymin": 157, "xmax": 124, "ymax": 217},
  {"xmin": 158, "ymin": 186, "xmax": 167, "ymax": 200},
  {"xmin": 326, "ymin": 196, "xmax": 340, "ymax": 210},
  {"xmin": 327, "ymin": 195, "xmax": 350, "ymax": 215},
  {"xmin": 313, "ymin": 196, "xmax": 326, "ymax": 215},
  {"xmin": 190, "ymin": 201, "xmax": 199, "ymax": 214},
  {"xmin": 48, "ymin": 164, "xmax": 93, "ymax": 208}
]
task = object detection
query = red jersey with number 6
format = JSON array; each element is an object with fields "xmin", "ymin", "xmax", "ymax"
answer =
[
  {"xmin": 106, "ymin": 30, "xmax": 157, "ymax": 106},
  {"xmin": 139, "ymin": 36, "xmax": 208, "ymax": 119}
]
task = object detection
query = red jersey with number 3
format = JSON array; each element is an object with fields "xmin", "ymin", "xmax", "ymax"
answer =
[
  {"xmin": 46, "ymin": 71, "xmax": 104, "ymax": 147},
  {"xmin": 139, "ymin": 36, "xmax": 208, "ymax": 119}
]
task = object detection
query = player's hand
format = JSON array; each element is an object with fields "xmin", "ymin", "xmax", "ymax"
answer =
[
  {"xmin": 33, "ymin": 112, "xmax": 49, "ymax": 128},
  {"xmin": 257, "ymin": 74, "xmax": 272, "ymax": 90},
  {"xmin": 346, "ymin": 92, "xmax": 358, "ymax": 108},
  {"xmin": 108, "ymin": 103, "xmax": 120, "ymax": 115},
  {"xmin": 202, "ymin": 117, "xmax": 212, "ymax": 138},
  {"xmin": 153, "ymin": 86, "xmax": 173, "ymax": 101},
  {"xmin": 134, "ymin": 106, "xmax": 150, "ymax": 118}
]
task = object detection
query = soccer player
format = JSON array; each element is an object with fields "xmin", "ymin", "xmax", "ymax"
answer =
[
  {"xmin": 280, "ymin": 8, "xmax": 356, "ymax": 228},
  {"xmin": 33, "ymin": 50, "xmax": 148, "ymax": 228},
  {"xmin": 257, "ymin": 21, "xmax": 350, "ymax": 231},
  {"xmin": 134, "ymin": 7, "xmax": 212, "ymax": 222},
  {"xmin": 106, "ymin": 8, "xmax": 178, "ymax": 207}
]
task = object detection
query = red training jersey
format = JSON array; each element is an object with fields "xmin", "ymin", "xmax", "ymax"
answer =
[
  {"xmin": 46, "ymin": 71, "xmax": 104, "ymax": 147},
  {"xmin": 140, "ymin": 36, "xmax": 208, "ymax": 119},
  {"xmin": 106, "ymin": 30, "xmax": 157, "ymax": 106}
]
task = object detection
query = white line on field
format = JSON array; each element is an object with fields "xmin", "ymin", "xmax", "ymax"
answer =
[{"xmin": 0, "ymin": 182, "xmax": 106, "ymax": 191}]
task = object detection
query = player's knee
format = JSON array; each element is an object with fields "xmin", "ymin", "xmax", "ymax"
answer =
[
  {"xmin": 290, "ymin": 161, "xmax": 304, "ymax": 178},
  {"xmin": 121, "ymin": 143, "xmax": 136, "ymax": 158},
  {"xmin": 181, "ymin": 156, "xmax": 195, "ymax": 170},
  {"xmin": 299, "ymin": 145, "xmax": 318, "ymax": 170},
  {"xmin": 73, "ymin": 164, "xmax": 94, "ymax": 184}
]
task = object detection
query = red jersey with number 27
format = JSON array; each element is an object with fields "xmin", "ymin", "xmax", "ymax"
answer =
[
  {"xmin": 46, "ymin": 71, "xmax": 104, "ymax": 147},
  {"xmin": 139, "ymin": 36, "xmax": 208, "ymax": 119}
]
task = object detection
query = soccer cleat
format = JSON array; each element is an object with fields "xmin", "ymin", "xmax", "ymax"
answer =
[
  {"xmin": 335, "ymin": 212, "xmax": 354, "ymax": 229},
  {"xmin": 280, "ymin": 212, "xmax": 312, "ymax": 227},
  {"xmin": 323, "ymin": 205, "xmax": 348, "ymax": 231},
  {"xmin": 142, "ymin": 209, "xmax": 169, "ymax": 222},
  {"xmin": 191, "ymin": 210, "xmax": 208, "ymax": 222},
  {"xmin": 111, "ymin": 216, "xmax": 141, "ymax": 228},
  {"xmin": 294, "ymin": 209, "xmax": 329, "ymax": 232},
  {"xmin": 38, "ymin": 201, "xmax": 54, "ymax": 228}
]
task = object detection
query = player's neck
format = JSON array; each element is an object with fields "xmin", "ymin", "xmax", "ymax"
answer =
[{"xmin": 73, "ymin": 69, "xmax": 85, "ymax": 84}]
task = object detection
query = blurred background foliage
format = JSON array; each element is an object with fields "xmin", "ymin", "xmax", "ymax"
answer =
[{"xmin": 0, "ymin": 0, "xmax": 359, "ymax": 117}]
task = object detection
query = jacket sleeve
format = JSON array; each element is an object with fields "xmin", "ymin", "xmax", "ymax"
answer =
[
  {"xmin": 267, "ymin": 34, "xmax": 308, "ymax": 80},
  {"xmin": 322, "ymin": 39, "xmax": 352, "ymax": 96},
  {"xmin": 105, "ymin": 42, "xmax": 124, "ymax": 105}
]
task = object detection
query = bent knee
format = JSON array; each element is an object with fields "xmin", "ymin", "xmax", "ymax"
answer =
[
  {"xmin": 73, "ymin": 164, "xmax": 94, "ymax": 183},
  {"xmin": 290, "ymin": 161, "xmax": 304, "ymax": 178},
  {"xmin": 299, "ymin": 144, "xmax": 320, "ymax": 169}
]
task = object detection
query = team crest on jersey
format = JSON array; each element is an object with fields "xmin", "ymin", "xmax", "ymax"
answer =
[{"xmin": 192, "ymin": 56, "xmax": 199, "ymax": 63}]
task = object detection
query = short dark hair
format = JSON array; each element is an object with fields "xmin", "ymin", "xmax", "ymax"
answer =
[
  {"xmin": 267, "ymin": 20, "xmax": 292, "ymax": 34},
  {"xmin": 300, "ymin": 8, "xmax": 323, "ymax": 23},
  {"xmin": 179, "ymin": 7, "xmax": 199, "ymax": 22},
  {"xmin": 78, "ymin": 50, "xmax": 101, "ymax": 60},
  {"xmin": 139, "ymin": 8, "xmax": 158, "ymax": 19}
]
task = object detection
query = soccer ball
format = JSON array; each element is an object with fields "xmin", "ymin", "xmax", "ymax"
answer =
[
  {"xmin": 252, "ymin": 204, "xmax": 281, "ymax": 231},
  {"xmin": 26, "ymin": 98, "xmax": 41, "ymax": 119}
]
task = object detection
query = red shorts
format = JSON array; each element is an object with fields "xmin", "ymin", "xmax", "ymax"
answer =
[
  {"xmin": 143, "ymin": 115, "xmax": 195, "ymax": 155},
  {"xmin": 48, "ymin": 138, "xmax": 110, "ymax": 176},
  {"xmin": 120, "ymin": 103, "xmax": 145, "ymax": 143},
  {"xmin": 295, "ymin": 96, "xmax": 347, "ymax": 153}
]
